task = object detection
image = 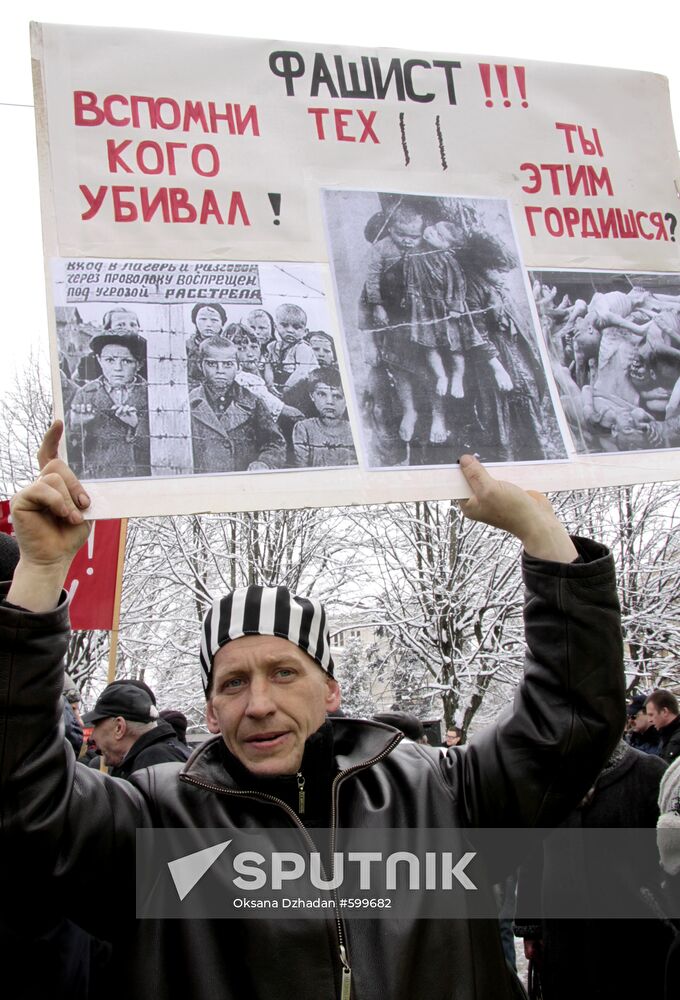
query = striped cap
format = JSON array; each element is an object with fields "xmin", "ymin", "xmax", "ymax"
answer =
[{"xmin": 200, "ymin": 586, "xmax": 334, "ymax": 694}]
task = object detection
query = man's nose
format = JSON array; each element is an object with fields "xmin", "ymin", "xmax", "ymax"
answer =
[{"xmin": 245, "ymin": 679, "xmax": 276, "ymax": 717}]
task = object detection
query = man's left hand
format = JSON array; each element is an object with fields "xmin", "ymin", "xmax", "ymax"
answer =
[{"xmin": 459, "ymin": 455, "xmax": 578, "ymax": 562}]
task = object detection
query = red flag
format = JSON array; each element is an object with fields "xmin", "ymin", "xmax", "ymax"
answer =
[
  {"xmin": 65, "ymin": 520, "xmax": 123, "ymax": 630},
  {"xmin": 0, "ymin": 499, "xmax": 13, "ymax": 536},
  {"xmin": 0, "ymin": 501, "xmax": 123, "ymax": 630}
]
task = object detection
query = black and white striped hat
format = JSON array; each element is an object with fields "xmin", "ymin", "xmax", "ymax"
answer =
[{"xmin": 200, "ymin": 585, "xmax": 334, "ymax": 694}]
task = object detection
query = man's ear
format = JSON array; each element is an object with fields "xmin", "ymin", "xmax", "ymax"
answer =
[
  {"xmin": 206, "ymin": 700, "xmax": 221, "ymax": 735},
  {"xmin": 325, "ymin": 678, "xmax": 341, "ymax": 714}
]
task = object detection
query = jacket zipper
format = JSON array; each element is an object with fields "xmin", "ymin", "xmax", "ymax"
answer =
[
  {"xmin": 327, "ymin": 732, "xmax": 404, "ymax": 1000},
  {"xmin": 296, "ymin": 770, "xmax": 306, "ymax": 815},
  {"xmin": 181, "ymin": 731, "xmax": 403, "ymax": 1000}
]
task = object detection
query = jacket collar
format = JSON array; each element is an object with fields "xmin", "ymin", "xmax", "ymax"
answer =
[
  {"xmin": 189, "ymin": 383, "xmax": 254, "ymax": 437},
  {"xmin": 180, "ymin": 717, "xmax": 403, "ymax": 792},
  {"xmin": 660, "ymin": 714, "xmax": 680, "ymax": 746},
  {"xmin": 113, "ymin": 720, "xmax": 179, "ymax": 773}
]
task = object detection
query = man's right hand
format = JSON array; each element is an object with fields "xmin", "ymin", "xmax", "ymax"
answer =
[{"xmin": 7, "ymin": 469, "xmax": 90, "ymax": 613}]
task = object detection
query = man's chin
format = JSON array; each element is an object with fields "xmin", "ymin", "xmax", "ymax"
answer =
[{"xmin": 235, "ymin": 738, "xmax": 302, "ymax": 777}]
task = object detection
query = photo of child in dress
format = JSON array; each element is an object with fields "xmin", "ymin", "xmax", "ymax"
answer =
[{"xmin": 323, "ymin": 189, "xmax": 567, "ymax": 468}]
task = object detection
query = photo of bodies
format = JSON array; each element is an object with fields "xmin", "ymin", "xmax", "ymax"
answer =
[
  {"xmin": 54, "ymin": 260, "xmax": 358, "ymax": 481},
  {"xmin": 323, "ymin": 190, "xmax": 567, "ymax": 468},
  {"xmin": 532, "ymin": 270, "xmax": 680, "ymax": 454}
]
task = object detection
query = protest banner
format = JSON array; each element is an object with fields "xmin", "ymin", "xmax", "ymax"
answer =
[
  {"xmin": 30, "ymin": 23, "xmax": 680, "ymax": 518},
  {"xmin": 0, "ymin": 499, "xmax": 123, "ymax": 629}
]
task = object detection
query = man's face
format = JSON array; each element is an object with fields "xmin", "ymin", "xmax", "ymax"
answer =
[
  {"xmin": 206, "ymin": 634, "xmax": 340, "ymax": 777},
  {"xmin": 108, "ymin": 311, "xmax": 140, "ymax": 333},
  {"xmin": 276, "ymin": 313, "xmax": 307, "ymax": 344},
  {"xmin": 445, "ymin": 730, "xmax": 460, "ymax": 747},
  {"xmin": 647, "ymin": 702, "xmax": 672, "ymax": 730},
  {"xmin": 630, "ymin": 710, "xmax": 650, "ymax": 733},
  {"xmin": 201, "ymin": 344, "xmax": 238, "ymax": 393},
  {"xmin": 309, "ymin": 336, "xmax": 335, "ymax": 367},
  {"xmin": 91, "ymin": 716, "xmax": 126, "ymax": 767},
  {"xmin": 195, "ymin": 307, "xmax": 224, "ymax": 337},
  {"xmin": 98, "ymin": 345, "xmax": 139, "ymax": 386},
  {"xmin": 311, "ymin": 384, "xmax": 346, "ymax": 420},
  {"xmin": 235, "ymin": 338, "xmax": 261, "ymax": 373}
]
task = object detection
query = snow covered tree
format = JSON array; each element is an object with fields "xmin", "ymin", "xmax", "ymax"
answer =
[
  {"xmin": 348, "ymin": 499, "xmax": 526, "ymax": 737},
  {"xmin": 333, "ymin": 635, "xmax": 379, "ymax": 718}
]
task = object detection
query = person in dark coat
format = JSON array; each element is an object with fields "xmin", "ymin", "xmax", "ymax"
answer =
[
  {"xmin": 0, "ymin": 518, "xmax": 110, "ymax": 997},
  {"xmin": 67, "ymin": 330, "xmax": 150, "ymax": 479},
  {"xmin": 625, "ymin": 692, "xmax": 661, "ymax": 755},
  {"xmin": 82, "ymin": 681, "xmax": 190, "ymax": 779},
  {"xmin": 189, "ymin": 337, "xmax": 286, "ymax": 473},
  {"xmin": 159, "ymin": 709, "xmax": 189, "ymax": 745},
  {"xmin": 0, "ymin": 531, "xmax": 19, "ymax": 580},
  {"xmin": 62, "ymin": 696, "xmax": 84, "ymax": 756},
  {"xmin": 646, "ymin": 689, "xmax": 680, "ymax": 764},
  {"xmin": 373, "ymin": 711, "xmax": 427, "ymax": 743},
  {"xmin": 2, "ymin": 451, "xmax": 626, "ymax": 1000},
  {"xmin": 515, "ymin": 741, "xmax": 671, "ymax": 999}
]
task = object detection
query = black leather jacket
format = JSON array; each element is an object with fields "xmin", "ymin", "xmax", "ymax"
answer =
[
  {"xmin": 659, "ymin": 715, "xmax": 680, "ymax": 765},
  {"xmin": 0, "ymin": 539, "xmax": 624, "ymax": 1000},
  {"xmin": 111, "ymin": 720, "xmax": 190, "ymax": 779}
]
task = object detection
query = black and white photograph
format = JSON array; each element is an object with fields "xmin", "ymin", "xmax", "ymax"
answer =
[
  {"xmin": 53, "ymin": 260, "xmax": 359, "ymax": 481},
  {"xmin": 323, "ymin": 189, "xmax": 568, "ymax": 468},
  {"xmin": 532, "ymin": 270, "xmax": 680, "ymax": 455}
]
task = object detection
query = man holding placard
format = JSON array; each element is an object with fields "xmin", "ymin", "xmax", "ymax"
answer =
[{"xmin": 0, "ymin": 449, "xmax": 624, "ymax": 1000}]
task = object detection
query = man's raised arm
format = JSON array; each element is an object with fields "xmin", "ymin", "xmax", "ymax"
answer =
[{"xmin": 453, "ymin": 454, "xmax": 624, "ymax": 829}]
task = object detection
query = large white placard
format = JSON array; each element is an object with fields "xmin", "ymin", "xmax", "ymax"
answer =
[{"xmin": 31, "ymin": 22, "xmax": 680, "ymax": 516}]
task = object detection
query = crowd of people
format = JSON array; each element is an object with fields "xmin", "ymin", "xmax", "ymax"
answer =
[
  {"xmin": 534, "ymin": 280, "xmax": 680, "ymax": 454},
  {"xmin": 0, "ymin": 426, "xmax": 679, "ymax": 999},
  {"xmin": 59, "ymin": 302, "xmax": 357, "ymax": 479}
]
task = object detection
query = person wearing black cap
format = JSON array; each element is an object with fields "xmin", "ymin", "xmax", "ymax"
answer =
[
  {"xmin": 83, "ymin": 682, "xmax": 190, "ymax": 778},
  {"xmin": 0, "ymin": 452, "xmax": 624, "ymax": 1000},
  {"xmin": 159, "ymin": 709, "xmax": 189, "ymax": 745},
  {"xmin": 67, "ymin": 324, "xmax": 150, "ymax": 479},
  {"xmin": 373, "ymin": 711, "xmax": 427, "ymax": 743},
  {"xmin": 625, "ymin": 693, "xmax": 661, "ymax": 755}
]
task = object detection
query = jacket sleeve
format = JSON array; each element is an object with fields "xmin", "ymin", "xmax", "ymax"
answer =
[
  {"xmin": 442, "ymin": 537, "xmax": 625, "ymax": 828},
  {"xmin": 0, "ymin": 584, "xmax": 151, "ymax": 939}
]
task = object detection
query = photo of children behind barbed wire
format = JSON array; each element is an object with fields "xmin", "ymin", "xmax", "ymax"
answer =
[
  {"xmin": 322, "ymin": 190, "xmax": 567, "ymax": 468},
  {"xmin": 54, "ymin": 261, "xmax": 358, "ymax": 481},
  {"xmin": 531, "ymin": 270, "xmax": 680, "ymax": 455}
]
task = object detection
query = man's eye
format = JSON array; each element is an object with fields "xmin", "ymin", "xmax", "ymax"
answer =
[
  {"xmin": 276, "ymin": 668, "xmax": 295, "ymax": 679},
  {"xmin": 223, "ymin": 678, "xmax": 244, "ymax": 690}
]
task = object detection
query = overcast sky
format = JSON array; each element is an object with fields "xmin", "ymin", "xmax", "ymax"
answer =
[{"xmin": 1, "ymin": 1, "xmax": 679, "ymax": 392}]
